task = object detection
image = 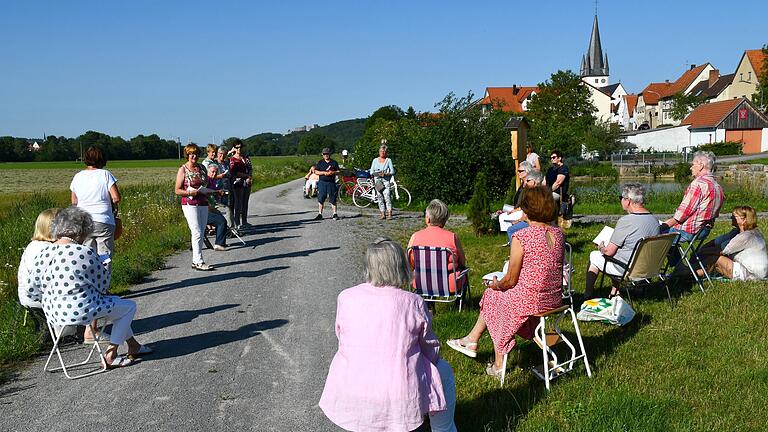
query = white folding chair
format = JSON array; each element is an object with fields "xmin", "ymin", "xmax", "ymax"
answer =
[
  {"xmin": 43, "ymin": 318, "xmax": 108, "ymax": 380},
  {"xmin": 408, "ymin": 246, "xmax": 471, "ymax": 312}
]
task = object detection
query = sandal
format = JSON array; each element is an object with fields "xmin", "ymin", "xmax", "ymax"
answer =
[
  {"xmin": 446, "ymin": 337, "xmax": 478, "ymax": 358},
  {"xmin": 127, "ymin": 345, "xmax": 154, "ymax": 359},
  {"xmin": 104, "ymin": 354, "xmax": 134, "ymax": 370},
  {"xmin": 485, "ymin": 362, "xmax": 505, "ymax": 378}
]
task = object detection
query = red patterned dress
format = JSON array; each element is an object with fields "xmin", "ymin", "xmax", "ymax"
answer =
[{"xmin": 480, "ymin": 225, "xmax": 564, "ymax": 354}]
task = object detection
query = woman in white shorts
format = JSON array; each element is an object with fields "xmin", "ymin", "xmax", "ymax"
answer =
[{"xmin": 699, "ymin": 206, "xmax": 767, "ymax": 281}]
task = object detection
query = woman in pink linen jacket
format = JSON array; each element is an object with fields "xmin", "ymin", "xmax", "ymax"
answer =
[{"xmin": 319, "ymin": 238, "xmax": 456, "ymax": 432}]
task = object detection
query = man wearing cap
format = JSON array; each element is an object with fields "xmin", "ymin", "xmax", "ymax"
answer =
[{"xmin": 315, "ymin": 148, "xmax": 340, "ymax": 220}]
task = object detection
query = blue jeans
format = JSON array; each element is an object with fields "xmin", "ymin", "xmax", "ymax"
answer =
[
  {"xmin": 663, "ymin": 226, "xmax": 711, "ymax": 266},
  {"xmin": 207, "ymin": 209, "xmax": 228, "ymax": 246},
  {"xmin": 507, "ymin": 221, "xmax": 529, "ymax": 242}
]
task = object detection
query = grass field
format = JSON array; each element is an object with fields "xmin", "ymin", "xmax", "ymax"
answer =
[
  {"xmin": 395, "ymin": 221, "xmax": 768, "ymax": 431},
  {"xmin": 0, "ymin": 157, "xmax": 310, "ymax": 369}
]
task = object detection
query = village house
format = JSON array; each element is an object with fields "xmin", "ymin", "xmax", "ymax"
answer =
[
  {"xmin": 477, "ymin": 85, "xmax": 539, "ymax": 115},
  {"xmin": 728, "ymin": 49, "xmax": 767, "ymax": 106},
  {"xmin": 655, "ymin": 63, "xmax": 717, "ymax": 127}
]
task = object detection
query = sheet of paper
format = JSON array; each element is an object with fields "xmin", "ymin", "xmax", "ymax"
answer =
[
  {"xmin": 593, "ymin": 226, "xmax": 614, "ymax": 245},
  {"xmin": 498, "ymin": 211, "xmax": 524, "ymax": 231},
  {"xmin": 482, "ymin": 271, "xmax": 505, "ymax": 281}
]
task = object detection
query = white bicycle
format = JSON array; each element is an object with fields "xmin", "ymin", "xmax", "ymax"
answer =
[{"xmin": 351, "ymin": 176, "xmax": 412, "ymax": 209}]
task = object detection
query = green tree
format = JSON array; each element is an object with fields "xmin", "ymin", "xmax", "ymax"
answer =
[
  {"xmin": 752, "ymin": 44, "xmax": 768, "ymax": 112},
  {"xmin": 467, "ymin": 171, "xmax": 493, "ymax": 235},
  {"xmin": 526, "ymin": 70, "xmax": 597, "ymax": 157},
  {"xmin": 297, "ymin": 133, "xmax": 336, "ymax": 155},
  {"xmin": 583, "ymin": 120, "xmax": 624, "ymax": 160},
  {"xmin": 669, "ymin": 91, "xmax": 704, "ymax": 121},
  {"xmin": 364, "ymin": 105, "xmax": 404, "ymax": 130}
]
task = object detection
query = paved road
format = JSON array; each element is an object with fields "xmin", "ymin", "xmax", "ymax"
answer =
[{"xmin": 0, "ymin": 179, "xmax": 412, "ymax": 432}]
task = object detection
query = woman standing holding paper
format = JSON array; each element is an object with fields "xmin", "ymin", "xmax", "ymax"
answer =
[
  {"xmin": 175, "ymin": 143, "xmax": 213, "ymax": 271},
  {"xmin": 584, "ymin": 183, "xmax": 659, "ymax": 298}
]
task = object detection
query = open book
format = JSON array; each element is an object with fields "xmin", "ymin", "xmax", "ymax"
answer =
[
  {"xmin": 482, "ymin": 261, "xmax": 510, "ymax": 282},
  {"xmin": 498, "ymin": 210, "xmax": 524, "ymax": 231},
  {"xmin": 593, "ymin": 226, "xmax": 614, "ymax": 246},
  {"xmin": 188, "ymin": 186, "xmax": 217, "ymax": 195}
]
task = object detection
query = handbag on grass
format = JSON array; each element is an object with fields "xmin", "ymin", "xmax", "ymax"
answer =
[{"xmin": 577, "ymin": 296, "xmax": 635, "ymax": 326}]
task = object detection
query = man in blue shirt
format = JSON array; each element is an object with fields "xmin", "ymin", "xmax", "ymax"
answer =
[{"xmin": 315, "ymin": 148, "xmax": 340, "ymax": 220}]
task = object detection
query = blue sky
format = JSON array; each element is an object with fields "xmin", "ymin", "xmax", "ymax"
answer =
[{"xmin": 1, "ymin": 1, "xmax": 766, "ymax": 144}]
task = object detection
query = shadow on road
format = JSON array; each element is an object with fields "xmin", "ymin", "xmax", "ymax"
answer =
[
  {"xmin": 245, "ymin": 235, "xmax": 300, "ymax": 249},
  {"xmin": 131, "ymin": 304, "xmax": 240, "ymax": 335},
  {"xmin": 144, "ymin": 319, "xmax": 289, "ymax": 361},
  {"xmin": 213, "ymin": 247, "xmax": 340, "ymax": 270},
  {"xmin": 123, "ymin": 266, "xmax": 290, "ymax": 299},
  {"xmin": 248, "ymin": 219, "xmax": 321, "ymax": 235},
  {"xmin": 257, "ymin": 210, "xmax": 316, "ymax": 218}
]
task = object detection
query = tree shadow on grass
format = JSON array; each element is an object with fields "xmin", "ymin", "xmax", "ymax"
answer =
[
  {"xmin": 455, "ymin": 313, "xmax": 650, "ymax": 432},
  {"xmin": 130, "ymin": 304, "xmax": 240, "ymax": 335},
  {"xmin": 143, "ymin": 319, "xmax": 288, "ymax": 361},
  {"xmin": 123, "ymin": 266, "xmax": 290, "ymax": 299}
]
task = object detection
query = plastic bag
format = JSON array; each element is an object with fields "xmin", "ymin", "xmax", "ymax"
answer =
[{"xmin": 577, "ymin": 296, "xmax": 635, "ymax": 326}]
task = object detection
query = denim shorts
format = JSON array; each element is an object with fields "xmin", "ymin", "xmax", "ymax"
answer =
[{"xmin": 317, "ymin": 181, "xmax": 337, "ymax": 204}]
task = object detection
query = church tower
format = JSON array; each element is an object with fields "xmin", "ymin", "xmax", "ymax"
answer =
[{"xmin": 580, "ymin": 14, "xmax": 609, "ymax": 86}]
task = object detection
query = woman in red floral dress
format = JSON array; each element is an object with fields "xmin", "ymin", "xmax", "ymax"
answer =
[{"xmin": 447, "ymin": 186, "xmax": 564, "ymax": 378}]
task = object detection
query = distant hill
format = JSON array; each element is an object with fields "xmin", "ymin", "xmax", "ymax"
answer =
[{"xmin": 242, "ymin": 118, "xmax": 365, "ymax": 156}]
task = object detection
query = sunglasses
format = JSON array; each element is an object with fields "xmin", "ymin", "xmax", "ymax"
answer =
[
  {"xmin": 618, "ymin": 195, "xmax": 625, "ymax": 201},
  {"xmin": 517, "ymin": 169, "xmax": 526, "ymax": 173},
  {"xmin": 550, "ymin": 156, "xmax": 558, "ymax": 160}
]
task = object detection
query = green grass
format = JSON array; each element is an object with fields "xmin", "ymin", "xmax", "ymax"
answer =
[
  {"xmin": 742, "ymin": 157, "xmax": 768, "ymax": 165},
  {"xmin": 396, "ymin": 220, "xmax": 768, "ymax": 431},
  {"xmin": 0, "ymin": 158, "xmax": 309, "ymax": 370}
]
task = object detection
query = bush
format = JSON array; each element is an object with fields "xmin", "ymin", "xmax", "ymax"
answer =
[
  {"xmin": 467, "ymin": 172, "xmax": 493, "ymax": 235},
  {"xmin": 674, "ymin": 162, "xmax": 690, "ymax": 182},
  {"xmin": 353, "ymin": 93, "xmax": 515, "ymax": 205},
  {"xmin": 569, "ymin": 161, "xmax": 618, "ymax": 178},
  {"xmin": 697, "ymin": 141, "xmax": 743, "ymax": 156}
]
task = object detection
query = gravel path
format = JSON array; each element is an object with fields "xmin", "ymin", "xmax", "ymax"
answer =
[{"xmin": 0, "ymin": 178, "xmax": 423, "ymax": 432}]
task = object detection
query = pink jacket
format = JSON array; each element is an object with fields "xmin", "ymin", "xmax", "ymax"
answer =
[{"xmin": 319, "ymin": 283, "xmax": 447, "ymax": 431}]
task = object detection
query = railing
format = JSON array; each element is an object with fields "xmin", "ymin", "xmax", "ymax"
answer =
[{"xmin": 610, "ymin": 152, "xmax": 687, "ymax": 166}]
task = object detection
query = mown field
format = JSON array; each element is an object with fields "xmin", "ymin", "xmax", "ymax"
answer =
[
  {"xmin": 0, "ymin": 157, "xmax": 311, "ymax": 369},
  {"xmin": 388, "ymin": 220, "xmax": 768, "ymax": 432}
]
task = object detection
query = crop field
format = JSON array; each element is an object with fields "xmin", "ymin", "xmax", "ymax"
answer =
[{"xmin": 0, "ymin": 156, "xmax": 314, "ymax": 194}]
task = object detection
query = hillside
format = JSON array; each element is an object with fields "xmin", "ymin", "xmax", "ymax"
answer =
[{"xmin": 243, "ymin": 118, "xmax": 365, "ymax": 156}]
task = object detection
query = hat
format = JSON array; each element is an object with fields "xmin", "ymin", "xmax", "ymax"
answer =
[{"xmin": 322, "ymin": 148, "xmax": 331, "ymax": 155}]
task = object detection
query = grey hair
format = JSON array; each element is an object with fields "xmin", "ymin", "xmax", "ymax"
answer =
[
  {"xmin": 365, "ymin": 237, "xmax": 412, "ymax": 288},
  {"xmin": 379, "ymin": 144, "xmax": 388, "ymax": 153},
  {"xmin": 518, "ymin": 161, "xmax": 533, "ymax": 173},
  {"xmin": 621, "ymin": 182, "xmax": 646, "ymax": 205},
  {"xmin": 526, "ymin": 169, "xmax": 544, "ymax": 184},
  {"xmin": 52, "ymin": 207, "xmax": 94, "ymax": 242},
  {"xmin": 425, "ymin": 199, "xmax": 450, "ymax": 227},
  {"xmin": 693, "ymin": 150, "xmax": 716, "ymax": 171}
]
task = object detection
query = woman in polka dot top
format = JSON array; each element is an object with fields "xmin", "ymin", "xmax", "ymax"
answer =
[{"xmin": 29, "ymin": 207, "xmax": 152, "ymax": 368}]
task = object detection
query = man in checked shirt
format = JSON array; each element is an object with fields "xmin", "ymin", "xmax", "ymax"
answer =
[{"xmin": 662, "ymin": 150, "xmax": 725, "ymax": 264}]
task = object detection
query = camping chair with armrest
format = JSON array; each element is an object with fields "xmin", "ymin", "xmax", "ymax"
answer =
[
  {"xmin": 408, "ymin": 246, "xmax": 471, "ymax": 312},
  {"xmin": 672, "ymin": 221, "xmax": 715, "ymax": 293},
  {"xmin": 598, "ymin": 233, "xmax": 678, "ymax": 307}
]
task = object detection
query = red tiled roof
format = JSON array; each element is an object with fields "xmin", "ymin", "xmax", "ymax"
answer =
[
  {"xmin": 660, "ymin": 63, "xmax": 711, "ymax": 98},
  {"xmin": 624, "ymin": 94, "xmax": 638, "ymax": 115},
  {"xmin": 478, "ymin": 86, "xmax": 539, "ymax": 112},
  {"xmin": 640, "ymin": 82, "xmax": 673, "ymax": 105},
  {"xmin": 681, "ymin": 98, "xmax": 742, "ymax": 128},
  {"xmin": 746, "ymin": 49, "xmax": 767, "ymax": 78}
]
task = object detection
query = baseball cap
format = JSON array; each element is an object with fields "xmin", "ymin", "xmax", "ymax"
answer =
[{"xmin": 322, "ymin": 147, "xmax": 331, "ymax": 154}]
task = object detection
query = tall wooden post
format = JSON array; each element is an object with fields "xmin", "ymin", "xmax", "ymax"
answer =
[{"xmin": 503, "ymin": 117, "xmax": 529, "ymax": 191}]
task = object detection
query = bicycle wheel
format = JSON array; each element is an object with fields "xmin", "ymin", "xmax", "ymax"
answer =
[
  {"xmin": 337, "ymin": 181, "xmax": 355, "ymax": 204},
  {"xmin": 352, "ymin": 185, "xmax": 373, "ymax": 208},
  {"xmin": 391, "ymin": 185, "xmax": 412, "ymax": 209}
]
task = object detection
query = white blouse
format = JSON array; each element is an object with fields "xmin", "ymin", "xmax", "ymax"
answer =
[
  {"xmin": 17, "ymin": 240, "xmax": 52, "ymax": 308},
  {"xmin": 29, "ymin": 243, "xmax": 115, "ymax": 326},
  {"xmin": 722, "ymin": 229, "xmax": 768, "ymax": 279}
]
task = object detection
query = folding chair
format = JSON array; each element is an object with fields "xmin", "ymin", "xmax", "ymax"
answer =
[
  {"xmin": 498, "ymin": 243, "xmax": 591, "ymax": 388},
  {"xmin": 408, "ymin": 246, "xmax": 471, "ymax": 312},
  {"xmin": 598, "ymin": 233, "xmax": 678, "ymax": 307},
  {"xmin": 43, "ymin": 316, "xmax": 108, "ymax": 380},
  {"xmin": 672, "ymin": 222, "xmax": 715, "ymax": 293}
]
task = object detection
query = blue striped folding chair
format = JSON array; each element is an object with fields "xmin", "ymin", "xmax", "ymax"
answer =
[{"xmin": 408, "ymin": 246, "xmax": 470, "ymax": 311}]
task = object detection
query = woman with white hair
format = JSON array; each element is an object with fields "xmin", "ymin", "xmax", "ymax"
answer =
[
  {"xmin": 408, "ymin": 199, "xmax": 467, "ymax": 294},
  {"xmin": 30, "ymin": 207, "xmax": 151, "ymax": 369},
  {"xmin": 320, "ymin": 238, "xmax": 457, "ymax": 432},
  {"xmin": 369, "ymin": 143, "xmax": 396, "ymax": 220},
  {"xmin": 584, "ymin": 182, "xmax": 661, "ymax": 298}
]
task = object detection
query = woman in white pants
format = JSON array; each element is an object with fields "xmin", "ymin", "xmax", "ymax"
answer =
[
  {"xmin": 29, "ymin": 207, "xmax": 151, "ymax": 369},
  {"xmin": 175, "ymin": 143, "xmax": 213, "ymax": 271}
]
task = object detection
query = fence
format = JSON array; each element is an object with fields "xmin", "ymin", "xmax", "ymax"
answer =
[{"xmin": 610, "ymin": 152, "xmax": 686, "ymax": 166}]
